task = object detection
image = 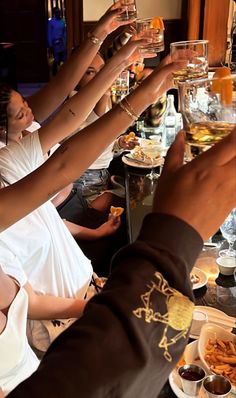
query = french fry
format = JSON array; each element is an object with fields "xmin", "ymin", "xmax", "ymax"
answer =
[{"xmin": 204, "ymin": 338, "xmax": 236, "ymax": 386}]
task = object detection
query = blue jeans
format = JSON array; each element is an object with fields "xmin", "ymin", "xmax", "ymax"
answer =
[{"xmin": 74, "ymin": 169, "xmax": 110, "ymax": 197}]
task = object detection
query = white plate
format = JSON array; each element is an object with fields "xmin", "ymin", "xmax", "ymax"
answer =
[
  {"xmin": 198, "ymin": 323, "xmax": 236, "ymax": 394},
  {"xmin": 169, "ymin": 340, "xmax": 235, "ymax": 398},
  {"xmin": 122, "ymin": 154, "xmax": 164, "ymax": 169},
  {"xmin": 191, "ymin": 267, "xmax": 208, "ymax": 290}
]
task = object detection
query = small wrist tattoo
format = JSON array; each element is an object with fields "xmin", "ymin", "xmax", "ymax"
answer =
[{"xmin": 69, "ymin": 108, "xmax": 76, "ymax": 117}]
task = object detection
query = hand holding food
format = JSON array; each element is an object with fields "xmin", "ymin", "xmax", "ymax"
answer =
[
  {"xmin": 119, "ymin": 132, "xmax": 139, "ymax": 149},
  {"xmin": 110, "ymin": 206, "xmax": 124, "ymax": 217}
]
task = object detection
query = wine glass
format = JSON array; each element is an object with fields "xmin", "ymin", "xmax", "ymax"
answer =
[
  {"xmin": 219, "ymin": 208, "xmax": 236, "ymax": 257},
  {"xmin": 178, "ymin": 73, "xmax": 236, "ymax": 160},
  {"xmin": 141, "ymin": 143, "xmax": 161, "ymax": 180}
]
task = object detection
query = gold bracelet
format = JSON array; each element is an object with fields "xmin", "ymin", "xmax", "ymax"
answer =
[
  {"xmin": 122, "ymin": 97, "xmax": 139, "ymax": 120},
  {"xmin": 118, "ymin": 101, "xmax": 137, "ymax": 122},
  {"xmin": 87, "ymin": 32, "xmax": 103, "ymax": 46}
]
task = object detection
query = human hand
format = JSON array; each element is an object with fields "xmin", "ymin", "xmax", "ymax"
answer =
[
  {"xmin": 141, "ymin": 60, "xmax": 187, "ymax": 104},
  {"xmin": 110, "ymin": 39, "xmax": 147, "ymax": 70},
  {"xmin": 93, "ymin": 1, "xmax": 137, "ymax": 40},
  {"xmin": 153, "ymin": 129, "xmax": 236, "ymax": 241},
  {"xmin": 96, "ymin": 215, "xmax": 121, "ymax": 237},
  {"xmin": 118, "ymin": 134, "xmax": 139, "ymax": 150}
]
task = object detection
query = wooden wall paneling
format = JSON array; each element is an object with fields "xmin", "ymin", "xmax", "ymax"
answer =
[
  {"xmin": 203, "ymin": 0, "xmax": 231, "ymax": 66},
  {"xmin": 187, "ymin": 0, "xmax": 201, "ymax": 40},
  {"xmin": 65, "ymin": 0, "xmax": 83, "ymax": 54}
]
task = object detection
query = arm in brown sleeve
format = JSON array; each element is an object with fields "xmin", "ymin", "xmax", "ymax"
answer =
[{"xmin": 9, "ymin": 213, "xmax": 203, "ymax": 398}]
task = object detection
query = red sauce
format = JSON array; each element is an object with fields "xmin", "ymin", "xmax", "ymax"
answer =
[{"xmin": 181, "ymin": 370, "xmax": 202, "ymax": 381}]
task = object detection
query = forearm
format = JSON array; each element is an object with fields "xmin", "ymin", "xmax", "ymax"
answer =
[
  {"xmin": 28, "ymin": 36, "xmax": 107, "ymax": 123},
  {"xmin": 39, "ymin": 54, "xmax": 129, "ymax": 152},
  {"xmin": 24, "ymin": 283, "xmax": 87, "ymax": 320},
  {"xmin": 63, "ymin": 220, "xmax": 101, "ymax": 240}
]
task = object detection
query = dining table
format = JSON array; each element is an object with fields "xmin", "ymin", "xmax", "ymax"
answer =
[{"xmin": 122, "ymin": 161, "xmax": 236, "ymax": 398}]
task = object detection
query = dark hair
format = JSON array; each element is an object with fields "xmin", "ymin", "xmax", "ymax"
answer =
[{"xmin": 0, "ymin": 82, "xmax": 12, "ymax": 145}]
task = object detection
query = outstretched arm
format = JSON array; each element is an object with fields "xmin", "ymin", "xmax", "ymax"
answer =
[
  {"xmin": 37, "ymin": 39, "xmax": 143, "ymax": 154},
  {"xmin": 27, "ymin": 2, "xmax": 133, "ymax": 122}
]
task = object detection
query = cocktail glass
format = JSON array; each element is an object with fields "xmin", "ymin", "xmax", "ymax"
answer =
[
  {"xmin": 141, "ymin": 142, "xmax": 161, "ymax": 180},
  {"xmin": 178, "ymin": 73, "xmax": 236, "ymax": 159},
  {"xmin": 170, "ymin": 40, "xmax": 208, "ymax": 87},
  {"xmin": 136, "ymin": 17, "xmax": 165, "ymax": 54}
]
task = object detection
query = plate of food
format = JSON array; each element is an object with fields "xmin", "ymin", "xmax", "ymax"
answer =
[
  {"xmin": 122, "ymin": 141, "xmax": 164, "ymax": 168},
  {"xmin": 198, "ymin": 323, "xmax": 236, "ymax": 394},
  {"xmin": 190, "ymin": 267, "xmax": 208, "ymax": 290},
  {"xmin": 169, "ymin": 339, "xmax": 235, "ymax": 397}
]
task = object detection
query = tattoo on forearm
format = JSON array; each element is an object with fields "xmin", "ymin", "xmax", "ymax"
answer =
[{"xmin": 69, "ymin": 108, "xmax": 76, "ymax": 117}]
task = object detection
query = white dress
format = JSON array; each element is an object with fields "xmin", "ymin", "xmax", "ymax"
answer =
[
  {"xmin": 0, "ymin": 133, "xmax": 93, "ymax": 299},
  {"xmin": 0, "ymin": 284, "xmax": 39, "ymax": 396},
  {"xmin": 0, "ymin": 133, "xmax": 93, "ymax": 351}
]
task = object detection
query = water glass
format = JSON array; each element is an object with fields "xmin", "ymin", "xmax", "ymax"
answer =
[
  {"xmin": 113, "ymin": 0, "xmax": 137, "ymax": 21},
  {"xmin": 170, "ymin": 39, "xmax": 208, "ymax": 87},
  {"xmin": 111, "ymin": 70, "xmax": 130, "ymax": 104},
  {"xmin": 136, "ymin": 17, "xmax": 165, "ymax": 54}
]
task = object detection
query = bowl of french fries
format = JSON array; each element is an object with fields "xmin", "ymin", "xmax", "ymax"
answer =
[{"xmin": 198, "ymin": 323, "xmax": 236, "ymax": 394}]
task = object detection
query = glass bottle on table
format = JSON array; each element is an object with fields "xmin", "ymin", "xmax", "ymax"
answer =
[{"xmin": 163, "ymin": 94, "xmax": 177, "ymax": 148}]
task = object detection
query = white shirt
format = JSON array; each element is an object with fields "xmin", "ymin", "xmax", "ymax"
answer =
[
  {"xmin": 80, "ymin": 110, "xmax": 114, "ymax": 170},
  {"xmin": 0, "ymin": 133, "xmax": 93, "ymax": 299},
  {"xmin": 0, "ymin": 272, "xmax": 39, "ymax": 396}
]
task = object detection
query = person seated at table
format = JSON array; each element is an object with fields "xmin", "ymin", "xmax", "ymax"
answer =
[
  {"xmin": 2, "ymin": 124, "xmax": 235, "ymax": 398},
  {"xmin": 0, "ymin": 8, "xmax": 143, "ymax": 352},
  {"xmin": 69, "ymin": 51, "xmax": 138, "ymax": 202}
]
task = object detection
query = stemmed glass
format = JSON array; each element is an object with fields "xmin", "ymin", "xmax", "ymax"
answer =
[
  {"xmin": 219, "ymin": 208, "xmax": 236, "ymax": 257},
  {"xmin": 141, "ymin": 143, "xmax": 161, "ymax": 180}
]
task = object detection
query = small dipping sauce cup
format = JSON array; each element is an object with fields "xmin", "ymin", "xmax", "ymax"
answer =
[
  {"xmin": 203, "ymin": 375, "xmax": 232, "ymax": 398},
  {"xmin": 178, "ymin": 364, "xmax": 206, "ymax": 396},
  {"xmin": 190, "ymin": 309, "xmax": 208, "ymax": 336}
]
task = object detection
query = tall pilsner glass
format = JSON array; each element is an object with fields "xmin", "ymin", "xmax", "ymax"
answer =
[{"xmin": 178, "ymin": 74, "xmax": 236, "ymax": 159}]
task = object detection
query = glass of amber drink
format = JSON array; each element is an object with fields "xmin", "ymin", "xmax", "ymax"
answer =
[
  {"xmin": 178, "ymin": 71, "xmax": 236, "ymax": 159},
  {"xmin": 170, "ymin": 40, "xmax": 208, "ymax": 87},
  {"xmin": 136, "ymin": 17, "xmax": 165, "ymax": 54}
]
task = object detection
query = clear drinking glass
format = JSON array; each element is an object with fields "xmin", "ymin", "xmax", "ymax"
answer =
[
  {"xmin": 111, "ymin": 70, "xmax": 130, "ymax": 104},
  {"xmin": 219, "ymin": 208, "xmax": 236, "ymax": 258},
  {"xmin": 141, "ymin": 143, "xmax": 161, "ymax": 180},
  {"xmin": 170, "ymin": 40, "xmax": 208, "ymax": 87},
  {"xmin": 136, "ymin": 17, "xmax": 165, "ymax": 54},
  {"xmin": 178, "ymin": 74, "xmax": 236, "ymax": 159},
  {"xmin": 113, "ymin": 0, "xmax": 137, "ymax": 21}
]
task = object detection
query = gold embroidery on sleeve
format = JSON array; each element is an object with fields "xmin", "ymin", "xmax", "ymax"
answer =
[{"xmin": 133, "ymin": 272, "xmax": 194, "ymax": 362}]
